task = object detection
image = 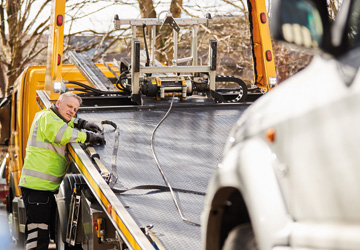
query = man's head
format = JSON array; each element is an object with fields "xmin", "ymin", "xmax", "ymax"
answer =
[{"xmin": 55, "ymin": 92, "xmax": 82, "ymax": 122}]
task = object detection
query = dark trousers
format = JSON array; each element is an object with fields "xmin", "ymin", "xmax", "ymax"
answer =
[{"xmin": 21, "ymin": 187, "xmax": 56, "ymax": 250}]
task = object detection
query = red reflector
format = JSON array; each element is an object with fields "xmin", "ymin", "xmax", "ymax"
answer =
[
  {"xmin": 57, "ymin": 54, "xmax": 61, "ymax": 66},
  {"xmin": 265, "ymin": 50, "xmax": 272, "ymax": 61},
  {"xmin": 57, "ymin": 15, "xmax": 63, "ymax": 26},
  {"xmin": 0, "ymin": 184, "xmax": 8, "ymax": 199},
  {"xmin": 260, "ymin": 12, "xmax": 267, "ymax": 23}
]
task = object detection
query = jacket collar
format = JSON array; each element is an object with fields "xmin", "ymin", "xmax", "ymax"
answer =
[{"xmin": 50, "ymin": 104, "xmax": 69, "ymax": 123}]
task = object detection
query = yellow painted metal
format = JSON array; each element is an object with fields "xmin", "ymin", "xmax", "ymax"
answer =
[
  {"xmin": 68, "ymin": 145, "xmax": 143, "ymax": 250},
  {"xmin": 44, "ymin": 0, "xmax": 66, "ymax": 100},
  {"xmin": 248, "ymin": 0, "xmax": 277, "ymax": 92}
]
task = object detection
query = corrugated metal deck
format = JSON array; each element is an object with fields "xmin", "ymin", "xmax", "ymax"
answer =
[{"xmin": 79, "ymin": 102, "xmax": 248, "ymax": 249}]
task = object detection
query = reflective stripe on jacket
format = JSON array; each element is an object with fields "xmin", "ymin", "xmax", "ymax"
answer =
[{"xmin": 19, "ymin": 109, "xmax": 87, "ymax": 191}]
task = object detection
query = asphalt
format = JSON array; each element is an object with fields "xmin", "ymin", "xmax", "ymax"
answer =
[{"xmin": 0, "ymin": 204, "xmax": 56, "ymax": 250}]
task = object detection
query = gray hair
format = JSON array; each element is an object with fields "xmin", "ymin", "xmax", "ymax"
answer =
[{"xmin": 58, "ymin": 92, "xmax": 82, "ymax": 105}]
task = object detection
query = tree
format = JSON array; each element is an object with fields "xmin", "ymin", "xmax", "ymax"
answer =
[
  {"xmin": 0, "ymin": 0, "xmax": 131, "ymax": 98},
  {"xmin": 0, "ymin": 0, "xmax": 51, "ymax": 97},
  {"xmin": 138, "ymin": 0, "xmax": 156, "ymax": 18},
  {"xmin": 137, "ymin": 0, "xmax": 183, "ymax": 63}
]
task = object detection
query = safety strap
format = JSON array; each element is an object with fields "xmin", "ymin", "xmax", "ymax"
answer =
[
  {"xmin": 101, "ymin": 120, "xmax": 119, "ymax": 187},
  {"xmin": 112, "ymin": 184, "xmax": 205, "ymax": 196}
]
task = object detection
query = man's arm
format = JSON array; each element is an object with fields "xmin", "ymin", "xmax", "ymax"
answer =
[{"xmin": 40, "ymin": 112, "xmax": 87, "ymax": 145}]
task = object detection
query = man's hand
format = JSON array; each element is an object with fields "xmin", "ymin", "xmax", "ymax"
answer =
[
  {"xmin": 74, "ymin": 118, "xmax": 101, "ymax": 133},
  {"xmin": 83, "ymin": 121, "xmax": 101, "ymax": 133},
  {"xmin": 86, "ymin": 132, "xmax": 106, "ymax": 145}
]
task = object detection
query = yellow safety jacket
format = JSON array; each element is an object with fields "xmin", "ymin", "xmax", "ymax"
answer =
[{"xmin": 19, "ymin": 108, "xmax": 87, "ymax": 191}]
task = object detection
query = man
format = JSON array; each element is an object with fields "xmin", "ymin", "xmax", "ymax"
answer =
[{"xmin": 19, "ymin": 92, "xmax": 105, "ymax": 250}]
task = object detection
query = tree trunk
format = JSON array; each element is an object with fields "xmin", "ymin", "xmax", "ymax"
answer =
[
  {"xmin": 170, "ymin": 0, "xmax": 182, "ymax": 18},
  {"xmin": 138, "ymin": 0, "xmax": 156, "ymax": 18},
  {"xmin": 137, "ymin": 0, "xmax": 183, "ymax": 65},
  {"xmin": 0, "ymin": 63, "xmax": 7, "ymax": 97}
]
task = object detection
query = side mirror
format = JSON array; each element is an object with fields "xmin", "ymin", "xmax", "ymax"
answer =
[{"xmin": 271, "ymin": 0, "xmax": 329, "ymax": 49}]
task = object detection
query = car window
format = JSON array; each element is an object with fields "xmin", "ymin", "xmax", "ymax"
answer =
[{"xmin": 347, "ymin": 0, "xmax": 360, "ymax": 49}]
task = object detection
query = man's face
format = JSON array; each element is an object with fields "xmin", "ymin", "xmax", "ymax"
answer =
[{"xmin": 55, "ymin": 96, "xmax": 80, "ymax": 122}]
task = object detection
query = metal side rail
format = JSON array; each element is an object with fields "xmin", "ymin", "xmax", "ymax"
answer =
[
  {"xmin": 67, "ymin": 50, "xmax": 117, "ymax": 92},
  {"xmin": 68, "ymin": 143, "xmax": 155, "ymax": 250}
]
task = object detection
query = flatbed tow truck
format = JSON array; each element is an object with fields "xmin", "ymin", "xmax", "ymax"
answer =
[{"xmin": 0, "ymin": 0, "xmax": 276, "ymax": 249}]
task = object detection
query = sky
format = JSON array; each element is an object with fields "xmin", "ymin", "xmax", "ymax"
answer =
[{"xmin": 30, "ymin": 0, "xmax": 252, "ymax": 34}]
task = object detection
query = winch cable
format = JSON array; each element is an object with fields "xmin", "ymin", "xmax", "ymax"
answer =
[
  {"xmin": 100, "ymin": 120, "xmax": 119, "ymax": 187},
  {"xmin": 150, "ymin": 92, "xmax": 201, "ymax": 227},
  {"xmin": 94, "ymin": 119, "xmax": 204, "ymax": 195}
]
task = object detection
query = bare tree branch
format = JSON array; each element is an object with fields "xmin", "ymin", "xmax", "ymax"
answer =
[
  {"xmin": 221, "ymin": 0, "xmax": 246, "ymax": 12},
  {"xmin": 23, "ymin": 0, "xmax": 51, "ymax": 35}
]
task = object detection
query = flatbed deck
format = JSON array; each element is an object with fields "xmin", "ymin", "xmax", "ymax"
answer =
[{"xmin": 72, "ymin": 99, "xmax": 249, "ymax": 249}]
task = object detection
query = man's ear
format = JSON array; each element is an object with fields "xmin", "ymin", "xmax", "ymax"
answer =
[{"xmin": 55, "ymin": 100, "xmax": 60, "ymax": 108}]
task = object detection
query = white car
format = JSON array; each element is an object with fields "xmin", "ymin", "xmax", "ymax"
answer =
[{"xmin": 202, "ymin": 0, "xmax": 360, "ymax": 249}]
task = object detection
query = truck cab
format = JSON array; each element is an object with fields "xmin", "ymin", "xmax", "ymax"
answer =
[{"xmin": 202, "ymin": 0, "xmax": 360, "ymax": 249}]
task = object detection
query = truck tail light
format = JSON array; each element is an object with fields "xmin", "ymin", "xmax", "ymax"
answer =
[
  {"xmin": 260, "ymin": 12, "xmax": 267, "ymax": 23},
  {"xmin": 265, "ymin": 50, "xmax": 272, "ymax": 61},
  {"xmin": 0, "ymin": 184, "xmax": 9, "ymax": 199},
  {"xmin": 57, "ymin": 15, "xmax": 63, "ymax": 26},
  {"xmin": 58, "ymin": 54, "xmax": 61, "ymax": 66}
]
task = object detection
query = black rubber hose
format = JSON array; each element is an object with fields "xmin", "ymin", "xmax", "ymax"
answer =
[
  {"xmin": 115, "ymin": 71, "xmax": 130, "ymax": 93},
  {"xmin": 64, "ymin": 80, "xmax": 129, "ymax": 95},
  {"xmin": 142, "ymin": 24, "xmax": 150, "ymax": 67}
]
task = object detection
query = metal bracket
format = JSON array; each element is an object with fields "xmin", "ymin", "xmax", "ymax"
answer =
[
  {"xmin": 160, "ymin": 13, "xmax": 180, "ymax": 33},
  {"xmin": 66, "ymin": 193, "xmax": 81, "ymax": 246}
]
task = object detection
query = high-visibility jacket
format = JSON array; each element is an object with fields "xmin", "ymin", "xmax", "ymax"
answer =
[{"xmin": 19, "ymin": 108, "xmax": 87, "ymax": 191}]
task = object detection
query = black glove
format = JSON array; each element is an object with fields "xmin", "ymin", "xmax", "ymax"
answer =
[
  {"xmin": 86, "ymin": 132, "xmax": 106, "ymax": 145},
  {"xmin": 74, "ymin": 118, "xmax": 101, "ymax": 133}
]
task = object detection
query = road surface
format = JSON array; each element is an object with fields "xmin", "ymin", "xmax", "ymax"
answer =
[{"xmin": 0, "ymin": 204, "xmax": 17, "ymax": 249}]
